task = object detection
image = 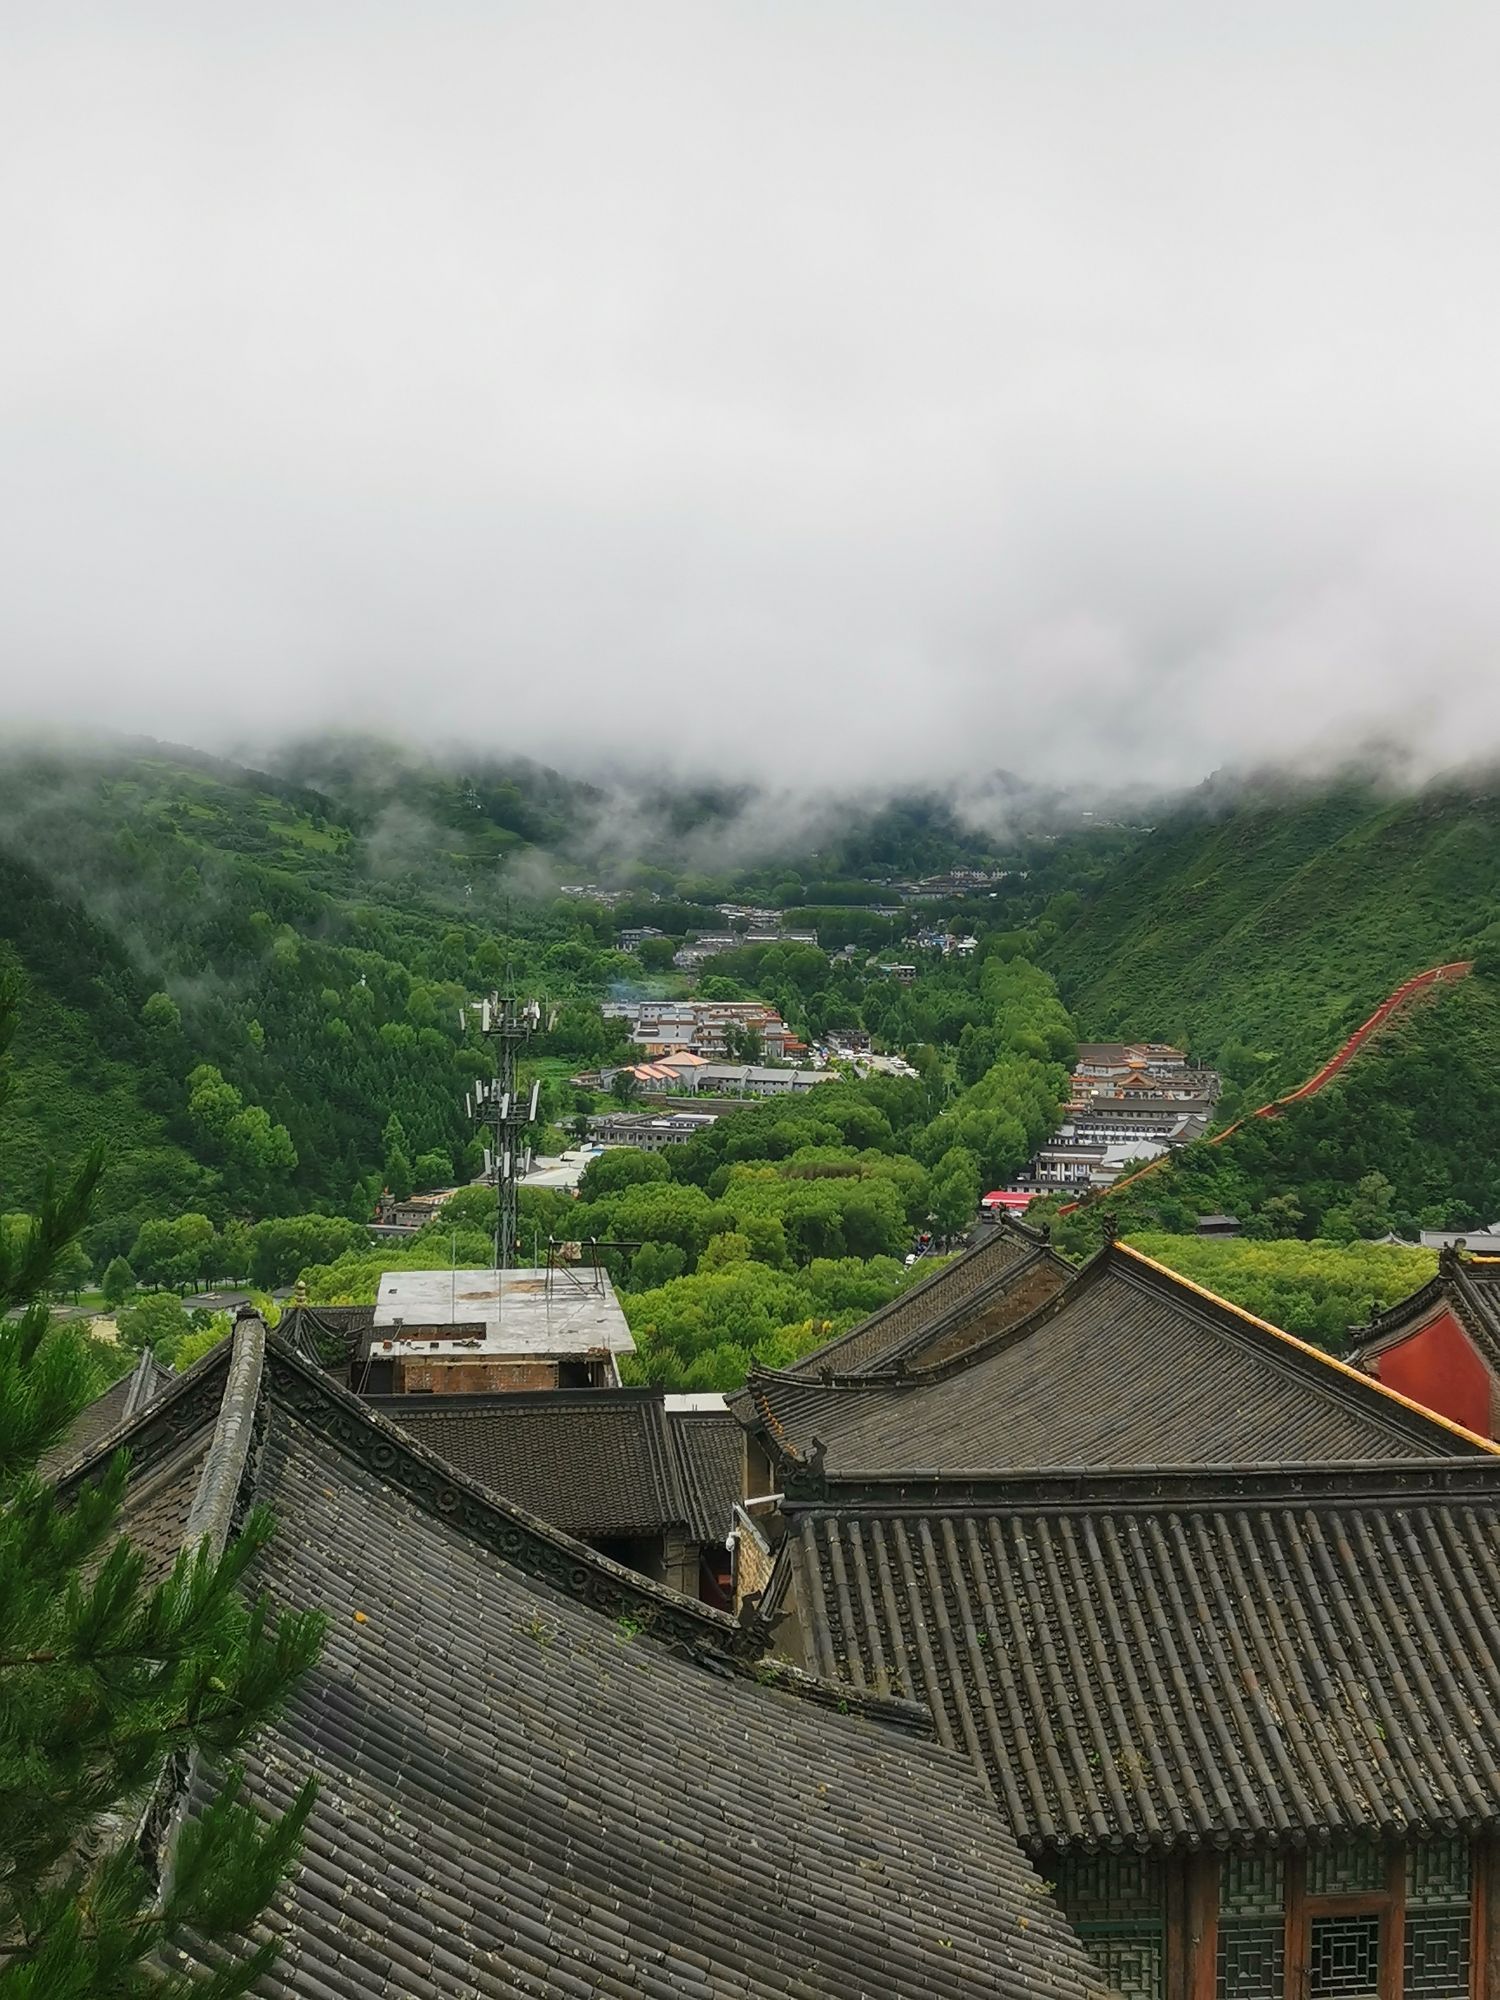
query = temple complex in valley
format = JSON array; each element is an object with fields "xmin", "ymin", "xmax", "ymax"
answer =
[{"xmin": 50, "ymin": 1216, "xmax": 1500, "ymax": 1997}]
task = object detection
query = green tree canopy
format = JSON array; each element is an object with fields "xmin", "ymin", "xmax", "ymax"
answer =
[{"xmin": 0, "ymin": 966, "xmax": 324, "ymax": 1994}]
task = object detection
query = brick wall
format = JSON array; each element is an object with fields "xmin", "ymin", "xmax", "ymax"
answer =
[
  {"xmin": 733, "ymin": 1513, "xmax": 774, "ymax": 1610},
  {"xmin": 394, "ymin": 1358, "xmax": 559, "ymax": 1393}
]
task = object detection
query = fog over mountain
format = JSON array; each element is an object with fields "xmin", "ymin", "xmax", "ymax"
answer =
[{"xmin": 4, "ymin": 2, "xmax": 1499, "ymax": 791}]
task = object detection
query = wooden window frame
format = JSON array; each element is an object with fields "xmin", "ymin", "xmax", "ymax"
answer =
[
  {"xmin": 1139, "ymin": 1840, "xmax": 1493, "ymax": 2000},
  {"xmin": 1282, "ymin": 1851, "xmax": 1404, "ymax": 2000},
  {"xmin": 1472, "ymin": 1837, "xmax": 1499, "ymax": 2000}
]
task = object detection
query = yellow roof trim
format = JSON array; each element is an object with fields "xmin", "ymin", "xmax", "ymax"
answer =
[{"xmin": 1115, "ymin": 1242, "xmax": 1500, "ymax": 1457}]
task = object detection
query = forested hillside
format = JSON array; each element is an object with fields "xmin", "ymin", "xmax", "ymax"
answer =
[
  {"xmin": 11, "ymin": 733, "xmax": 1499, "ymax": 1372},
  {"xmin": 0, "ymin": 736, "xmax": 1089, "ymax": 1283},
  {"xmin": 0, "ymin": 740, "xmax": 634, "ymax": 1259},
  {"xmin": 1055, "ymin": 969, "xmax": 1500, "ymax": 1250},
  {"xmin": 1047, "ymin": 776, "xmax": 1500, "ymax": 1091}
]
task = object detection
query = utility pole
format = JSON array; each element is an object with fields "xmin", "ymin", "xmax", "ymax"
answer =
[{"xmin": 463, "ymin": 994, "xmax": 549, "ymax": 1271}]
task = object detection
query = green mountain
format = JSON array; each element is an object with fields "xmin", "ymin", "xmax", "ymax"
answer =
[
  {"xmin": 1059, "ymin": 967, "xmax": 1500, "ymax": 1250},
  {"xmin": 0, "ymin": 735, "xmax": 1058, "ymax": 1268},
  {"xmin": 0, "ymin": 853, "xmax": 210, "ymax": 1240},
  {"xmin": 8, "ymin": 735, "xmax": 1499, "ymax": 1290},
  {"xmin": 0, "ymin": 737, "xmax": 605, "ymax": 1261},
  {"xmin": 1046, "ymin": 775, "xmax": 1500, "ymax": 1091}
]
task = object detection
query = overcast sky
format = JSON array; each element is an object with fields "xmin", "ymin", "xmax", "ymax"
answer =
[{"xmin": 4, "ymin": 2, "xmax": 1499, "ymax": 792}]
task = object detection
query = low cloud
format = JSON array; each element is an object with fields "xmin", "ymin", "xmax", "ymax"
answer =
[{"xmin": 3, "ymin": 2, "xmax": 1499, "ymax": 794}]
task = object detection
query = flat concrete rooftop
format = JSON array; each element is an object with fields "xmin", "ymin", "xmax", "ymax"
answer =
[{"xmin": 373, "ymin": 1267, "xmax": 636, "ymax": 1357}]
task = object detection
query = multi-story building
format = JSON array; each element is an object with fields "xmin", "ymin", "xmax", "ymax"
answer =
[
  {"xmin": 1068, "ymin": 1095, "xmax": 1214, "ymax": 1143},
  {"xmin": 684, "ymin": 1063, "xmax": 836, "ymax": 1098},
  {"xmin": 602, "ymin": 998, "xmax": 796, "ymax": 1059},
  {"xmin": 587, "ymin": 1110, "xmax": 720, "ymax": 1151},
  {"xmin": 1074, "ymin": 1040, "xmax": 1190, "ymax": 1081}
]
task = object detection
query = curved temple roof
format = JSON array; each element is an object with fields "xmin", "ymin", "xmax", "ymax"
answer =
[
  {"xmin": 778, "ymin": 1456, "xmax": 1500, "ymax": 1855},
  {"xmin": 780, "ymin": 1214, "xmax": 1058, "ymax": 1378},
  {"xmin": 1351, "ymin": 1251, "xmax": 1500, "ymax": 1376},
  {"xmin": 40, "ymin": 1345, "xmax": 174, "ymax": 1480},
  {"xmin": 62, "ymin": 1318, "xmax": 1109, "ymax": 2000},
  {"xmin": 363, "ymin": 1387, "xmax": 743, "ymax": 1544},
  {"xmin": 739, "ymin": 1243, "xmax": 1496, "ymax": 1477}
]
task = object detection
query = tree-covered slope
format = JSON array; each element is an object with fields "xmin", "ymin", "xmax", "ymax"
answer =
[
  {"xmin": 0, "ymin": 739, "xmax": 603, "ymax": 1254},
  {"xmin": 1046, "ymin": 777, "xmax": 1500, "ymax": 1088},
  {"xmin": 0, "ymin": 859, "xmax": 210, "ymax": 1246},
  {"xmin": 0, "ymin": 736, "xmax": 1082, "ymax": 1275},
  {"xmin": 1055, "ymin": 970, "xmax": 1500, "ymax": 1247}
]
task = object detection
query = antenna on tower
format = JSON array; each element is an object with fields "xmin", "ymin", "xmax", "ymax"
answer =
[{"xmin": 463, "ymin": 990, "xmax": 546, "ymax": 1271}]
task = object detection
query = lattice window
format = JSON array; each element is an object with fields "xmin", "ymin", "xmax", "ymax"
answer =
[
  {"xmin": 1217, "ymin": 1841, "xmax": 1472, "ymax": 2000},
  {"xmin": 1218, "ymin": 1919, "xmax": 1284, "ymax": 2000},
  {"xmin": 1218, "ymin": 1850, "xmax": 1286, "ymax": 2000},
  {"xmin": 1404, "ymin": 1912, "xmax": 1470, "ymax": 2000},
  {"xmin": 1406, "ymin": 1841, "xmax": 1470, "ymax": 1908},
  {"xmin": 1306, "ymin": 1844, "xmax": 1386, "ymax": 1897},
  {"xmin": 1222, "ymin": 1851, "xmax": 1285, "ymax": 1917},
  {"xmin": 1052, "ymin": 1853, "xmax": 1165, "ymax": 2000},
  {"xmin": 1088, "ymin": 1937, "xmax": 1166, "ymax": 2000},
  {"xmin": 1052, "ymin": 1852, "xmax": 1165, "ymax": 1923},
  {"xmin": 1404, "ymin": 1840, "xmax": 1469, "ymax": 2000},
  {"xmin": 1308, "ymin": 1914, "xmax": 1382, "ymax": 1999}
]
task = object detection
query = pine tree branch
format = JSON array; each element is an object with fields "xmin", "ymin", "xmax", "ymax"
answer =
[{"xmin": 0, "ymin": 971, "xmax": 326, "ymax": 1993}]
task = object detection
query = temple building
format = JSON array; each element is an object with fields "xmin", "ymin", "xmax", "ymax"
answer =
[
  {"xmin": 731, "ymin": 1239, "xmax": 1488, "ymax": 1493},
  {"xmin": 52, "ymin": 1216, "xmax": 1500, "ymax": 1996},
  {"xmin": 364, "ymin": 1386, "xmax": 741, "ymax": 1602},
  {"xmin": 273, "ymin": 1301, "xmax": 740, "ymax": 1601},
  {"xmin": 730, "ymin": 1231, "xmax": 1500, "ymax": 2000},
  {"xmin": 1350, "ymin": 1248, "xmax": 1500, "ymax": 1439},
  {"xmin": 55, "ymin": 1316, "xmax": 1110, "ymax": 2000},
  {"xmin": 763, "ymin": 1455, "xmax": 1500, "ymax": 2000}
]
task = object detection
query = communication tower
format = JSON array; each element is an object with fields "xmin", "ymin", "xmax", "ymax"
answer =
[{"xmin": 462, "ymin": 994, "xmax": 551, "ymax": 1270}]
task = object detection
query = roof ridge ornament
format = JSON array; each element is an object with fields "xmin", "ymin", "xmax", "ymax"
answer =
[
  {"xmin": 184, "ymin": 1309, "xmax": 266, "ymax": 1560},
  {"xmin": 736, "ymin": 1588, "xmax": 791, "ymax": 1648}
]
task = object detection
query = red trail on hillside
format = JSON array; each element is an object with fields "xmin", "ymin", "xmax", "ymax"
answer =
[{"xmin": 1059, "ymin": 959, "xmax": 1474, "ymax": 1216}]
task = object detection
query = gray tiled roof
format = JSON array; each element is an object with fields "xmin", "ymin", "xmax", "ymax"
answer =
[
  {"xmin": 779, "ymin": 1217, "xmax": 1050, "ymax": 1379},
  {"xmin": 665, "ymin": 1410, "xmax": 743, "ymax": 1546},
  {"xmin": 740, "ymin": 1245, "xmax": 1490, "ymax": 1476},
  {"xmin": 71, "ymin": 1323, "xmax": 1109, "ymax": 2000},
  {"xmin": 40, "ymin": 1346, "xmax": 173, "ymax": 1480},
  {"xmin": 115, "ymin": 1435, "xmax": 211, "ymax": 1581},
  {"xmin": 780, "ymin": 1457, "xmax": 1500, "ymax": 1853},
  {"xmin": 368, "ymin": 1388, "xmax": 689, "ymax": 1538}
]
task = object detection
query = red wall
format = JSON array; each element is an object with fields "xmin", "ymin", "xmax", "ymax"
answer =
[{"xmin": 1369, "ymin": 1309, "xmax": 1493, "ymax": 1439}]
